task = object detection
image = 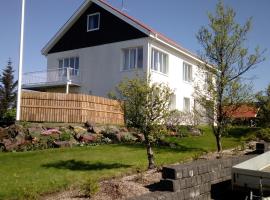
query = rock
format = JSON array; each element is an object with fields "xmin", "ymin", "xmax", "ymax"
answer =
[
  {"xmin": 84, "ymin": 121, "xmax": 95, "ymax": 133},
  {"xmin": 41, "ymin": 129, "xmax": 61, "ymax": 136},
  {"xmin": 119, "ymin": 127, "xmax": 128, "ymax": 132},
  {"xmin": 7, "ymin": 124, "xmax": 25, "ymax": 138},
  {"xmin": 15, "ymin": 132, "xmax": 26, "ymax": 146},
  {"xmin": 80, "ymin": 133, "xmax": 98, "ymax": 143},
  {"xmin": 189, "ymin": 127, "xmax": 202, "ymax": 136},
  {"xmin": 73, "ymin": 126, "xmax": 87, "ymax": 134},
  {"xmin": 0, "ymin": 127, "xmax": 8, "ymax": 140},
  {"xmin": 133, "ymin": 133, "xmax": 145, "ymax": 142},
  {"xmin": 93, "ymin": 126, "xmax": 107, "ymax": 134},
  {"xmin": 53, "ymin": 141, "xmax": 73, "ymax": 148}
]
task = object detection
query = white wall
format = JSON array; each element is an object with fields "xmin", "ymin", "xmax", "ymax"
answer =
[
  {"xmin": 47, "ymin": 38, "xmax": 148, "ymax": 97},
  {"xmin": 148, "ymin": 39, "xmax": 206, "ymax": 112},
  {"xmin": 46, "ymin": 37, "xmax": 207, "ymax": 114}
]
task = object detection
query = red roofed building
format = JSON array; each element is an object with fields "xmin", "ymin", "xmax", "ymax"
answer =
[{"xmin": 224, "ymin": 104, "xmax": 259, "ymax": 126}]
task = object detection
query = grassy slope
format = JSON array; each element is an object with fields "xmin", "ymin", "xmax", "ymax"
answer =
[
  {"xmin": 164, "ymin": 126, "xmax": 248, "ymax": 152},
  {"xmin": 0, "ymin": 126, "xmax": 256, "ymax": 199},
  {"xmin": 0, "ymin": 145, "xmax": 197, "ymax": 199}
]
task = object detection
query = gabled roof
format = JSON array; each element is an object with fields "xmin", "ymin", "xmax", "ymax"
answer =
[
  {"xmin": 42, "ymin": 0, "xmax": 204, "ymax": 64},
  {"xmin": 224, "ymin": 105, "xmax": 259, "ymax": 119}
]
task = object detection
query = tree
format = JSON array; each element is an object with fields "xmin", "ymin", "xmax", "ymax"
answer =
[
  {"xmin": 256, "ymin": 84, "xmax": 270, "ymax": 127},
  {"xmin": 195, "ymin": 1, "xmax": 264, "ymax": 152},
  {"xmin": 115, "ymin": 75, "xmax": 173, "ymax": 169},
  {"xmin": 0, "ymin": 59, "xmax": 18, "ymax": 122}
]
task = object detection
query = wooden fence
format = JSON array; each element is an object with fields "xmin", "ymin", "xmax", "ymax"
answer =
[{"xmin": 20, "ymin": 91, "xmax": 124, "ymax": 125}]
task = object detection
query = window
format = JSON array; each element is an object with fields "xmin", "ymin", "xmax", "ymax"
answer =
[
  {"xmin": 123, "ymin": 47, "xmax": 143, "ymax": 70},
  {"xmin": 183, "ymin": 62, "xmax": 192, "ymax": 82},
  {"xmin": 170, "ymin": 94, "xmax": 176, "ymax": 110},
  {"xmin": 151, "ymin": 48, "xmax": 168, "ymax": 74},
  {"xmin": 58, "ymin": 57, "xmax": 79, "ymax": 76},
  {"xmin": 87, "ymin": 13, "xmax": 100, "ymax": 31},
  {"xmin": 183, "ymin": 97, "xmax": 191, "ymax": 112}
]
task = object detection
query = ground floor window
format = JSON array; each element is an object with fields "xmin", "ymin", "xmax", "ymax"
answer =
[
  {"xmin": 58, "ymin": 57, "xmax": 79, "ymax": 76},
  {"xmin": 183, "ymin": 97, "xmax": 191, "ymax": 112}
]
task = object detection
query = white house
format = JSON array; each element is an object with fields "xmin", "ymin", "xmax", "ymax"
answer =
[{"xmin": 22, "ymin": 0, "xmax": 210, "ymax": 113}]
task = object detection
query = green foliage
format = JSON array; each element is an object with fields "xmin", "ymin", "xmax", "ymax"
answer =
[
  {"xmin": 81, "ymin": 178, "xmax": 99, "ymax": 198},
  {"xmin": 116, "ymin": 75, "xmax": 173, "ymax": 132},
  {"xmin": 195, "ymin": 1, "xmax": 264, "ymax": 151},
  {"xmin": 0, "ymin": 59, "xmax": 18, "ymax": 124},
  {"xmin": 122, "ymin": 133, "xmax": 137, "ymax": 143},
  {"xmin": 115, "ymin": 75, "xmax": 173, "ymax": 168},
  {"xmin": 1, "ymin": 108, "xmax": 16, "ymax": 124},
  {"xmin": 256, "ymin": 84, "xmax": 270, "ymax": 127},
  {"xmin": 59, "ymin": 131, "xmax": 72, "ymax": 141},
  {"xmin": 255, "ymin": 128, "xmax": 270, "ymax": 142}
]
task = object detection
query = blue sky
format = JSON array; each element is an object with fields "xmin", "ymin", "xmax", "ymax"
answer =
[{"xmin": 0, "ymin": 0, "xmax": 269, "ymax": 92}]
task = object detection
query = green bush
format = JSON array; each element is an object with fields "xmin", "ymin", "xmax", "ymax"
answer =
[
  {"xmin": 122, "ymin": 133, "xmax": 137, "ymax": 143},
  {"xmin": 0, "ymin": 109, "xmax": 16, "ymax": 125},
  {"xmin": 256, "ymin": 128, "xmax": 270, "ymax": 142},
  {"xmin": 59, "ymin": 131, "xmax": 72, "ymax": 141},
  {"xmin": 175, "ymin": 125, "xmax": 191, "ymax": 137}
]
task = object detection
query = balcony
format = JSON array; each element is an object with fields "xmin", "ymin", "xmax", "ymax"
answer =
[{"xmin": 22, "ymin": 68, "xmax": 82, "ymax": 92}]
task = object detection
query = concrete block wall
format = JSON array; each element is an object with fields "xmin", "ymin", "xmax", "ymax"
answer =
[{"xmin": 129, "ymin": 155, "xmax": 253, "ymax": 200}]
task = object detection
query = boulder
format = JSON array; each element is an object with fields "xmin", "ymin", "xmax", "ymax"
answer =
[
  {"xmin": 92, "ymin": 126, "xmax": 107, "ymax": 134},
  {"xmin": 132, "ymin": 133, "xmax": 145, "ymax": 142},
  {"xmin": 53, "ymin": 141, "xmax": 74, "ymax": 148},
  {"xmin": 80, "ymin": 133, "xmax": 98, "ymax": 143},
  {"xmin": 15, "ymin": 132, "xmax": 26, "ymax": 146},
  {"xmin": 0, "ymin": 127, "xmax": 8, "ymax": 140},
  {"xmin": 84, "ymin": 121, "xmax": 95, "ymax": 133},
  {"xmin": 41, "ymin": 129, "xmax": 61, "ymax": 136},
  {"xmin": 7, "ymin": 124, "xmax": 25, "ymax": 138},
  {"xmin": 189, "ymin": 127, "xmax": 202, "ymax": 136}
]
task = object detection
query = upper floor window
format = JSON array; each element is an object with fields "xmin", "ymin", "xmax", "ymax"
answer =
[
  {"xmin": 183, "ymin": 62, "xmax": 192, "ymax": 82},
  {"xmin": 58, "ymin": 57, "xmax": 79, "ymax": 76},
  {"xmin": 183, "ymin": 97, "xmax": 191, "ymax": 112},
  {"xmin": 151, "ymin": 48, "xmax": 168, "ymax": 74},
  {"xmin": 87, "ymin": 13, "xmax": 100, "ymax": 32},
  {"xmin": 123, "ymin": 47, "xmax": 143, "ymax": 70}
]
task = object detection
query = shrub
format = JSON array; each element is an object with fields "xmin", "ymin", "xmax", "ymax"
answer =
[
  {"xmin": 256, "ymin": 128, "xmax": 270, "ymax": 142},
  {"xmin": 59, "ymin": 131, "xmax": 72, "ymax": 141},
  {"xmin": 122, "ymin": 133, "xmax": 137, "ymax": 143}
]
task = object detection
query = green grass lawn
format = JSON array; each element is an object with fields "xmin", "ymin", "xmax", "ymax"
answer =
[{"xmin": 0, "ymin": 126, "xmax": 256, "ymax": 199}]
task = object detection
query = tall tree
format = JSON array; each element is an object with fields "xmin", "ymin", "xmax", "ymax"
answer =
[
  {"xmin": 0, "ymin": 59, "xmax": 18, "ymax": 119},
  {"xmin": 196, "ymin": 1, "xmax": 264, "ymax": 152},
  {"xmin": 256, "ymin": 84, "xmax": 270, "ymax": 127},
  {"xmin": 115, "ymin": 75, "xmax": 173, "ymax": 169}
]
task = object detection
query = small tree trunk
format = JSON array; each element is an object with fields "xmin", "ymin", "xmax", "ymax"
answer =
[
  {"xmin": 215, "ymin": 134, "xmax": 222, "ymax": 152},
  {"xmin": 145, "ymin": 135, "xmax": 155, "ymax": 169}
]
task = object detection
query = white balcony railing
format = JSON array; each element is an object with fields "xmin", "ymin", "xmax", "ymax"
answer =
[{"xmin": 22, "ymin": 68, "xmax": 81, "ymax": 87}]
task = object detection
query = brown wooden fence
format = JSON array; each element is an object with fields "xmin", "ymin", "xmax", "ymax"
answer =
[{"xmin": 20, "ymin": 91, "xmax": 124, "ymax": 125}]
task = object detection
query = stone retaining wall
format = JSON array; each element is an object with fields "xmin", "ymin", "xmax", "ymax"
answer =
[{"xmin": 129, "ymin": 155, "xmax": 254, "ymax": 200}]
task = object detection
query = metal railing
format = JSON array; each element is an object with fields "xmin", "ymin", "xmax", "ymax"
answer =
[{"xmin": 22, "ymin": 67, "xmax": 81, "ymax": 86}]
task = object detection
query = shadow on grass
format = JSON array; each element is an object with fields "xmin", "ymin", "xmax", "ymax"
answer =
[
  {"xmin": 42, "ymin": 160, "xmax": 131, "ymax": 171},
  {"xmin": 114, "ymin": 143, "xmax": 206, "ymax": 153}
]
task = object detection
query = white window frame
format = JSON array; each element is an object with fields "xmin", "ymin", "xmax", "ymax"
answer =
[
  {"xmin": 87, "ymin": 12, "xmax": 100, "ymax": 32},
  {"xmin": 151, "ymin": 48, "xmax": 168, "ymax": 75},
  {"xmin": 58, "ymin": 56, "xmax": 80, "ymax": 76},
  {"xmin": 122, "ymin": 47, "xmax": 143, "ymax": 71},
  {"xmin": 183, "ymin": 97, "xmax": 191, "ymax": 112},
  {"xmin": 183, "ymin": 62, "xmax": 192, "ymax": 82}
]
